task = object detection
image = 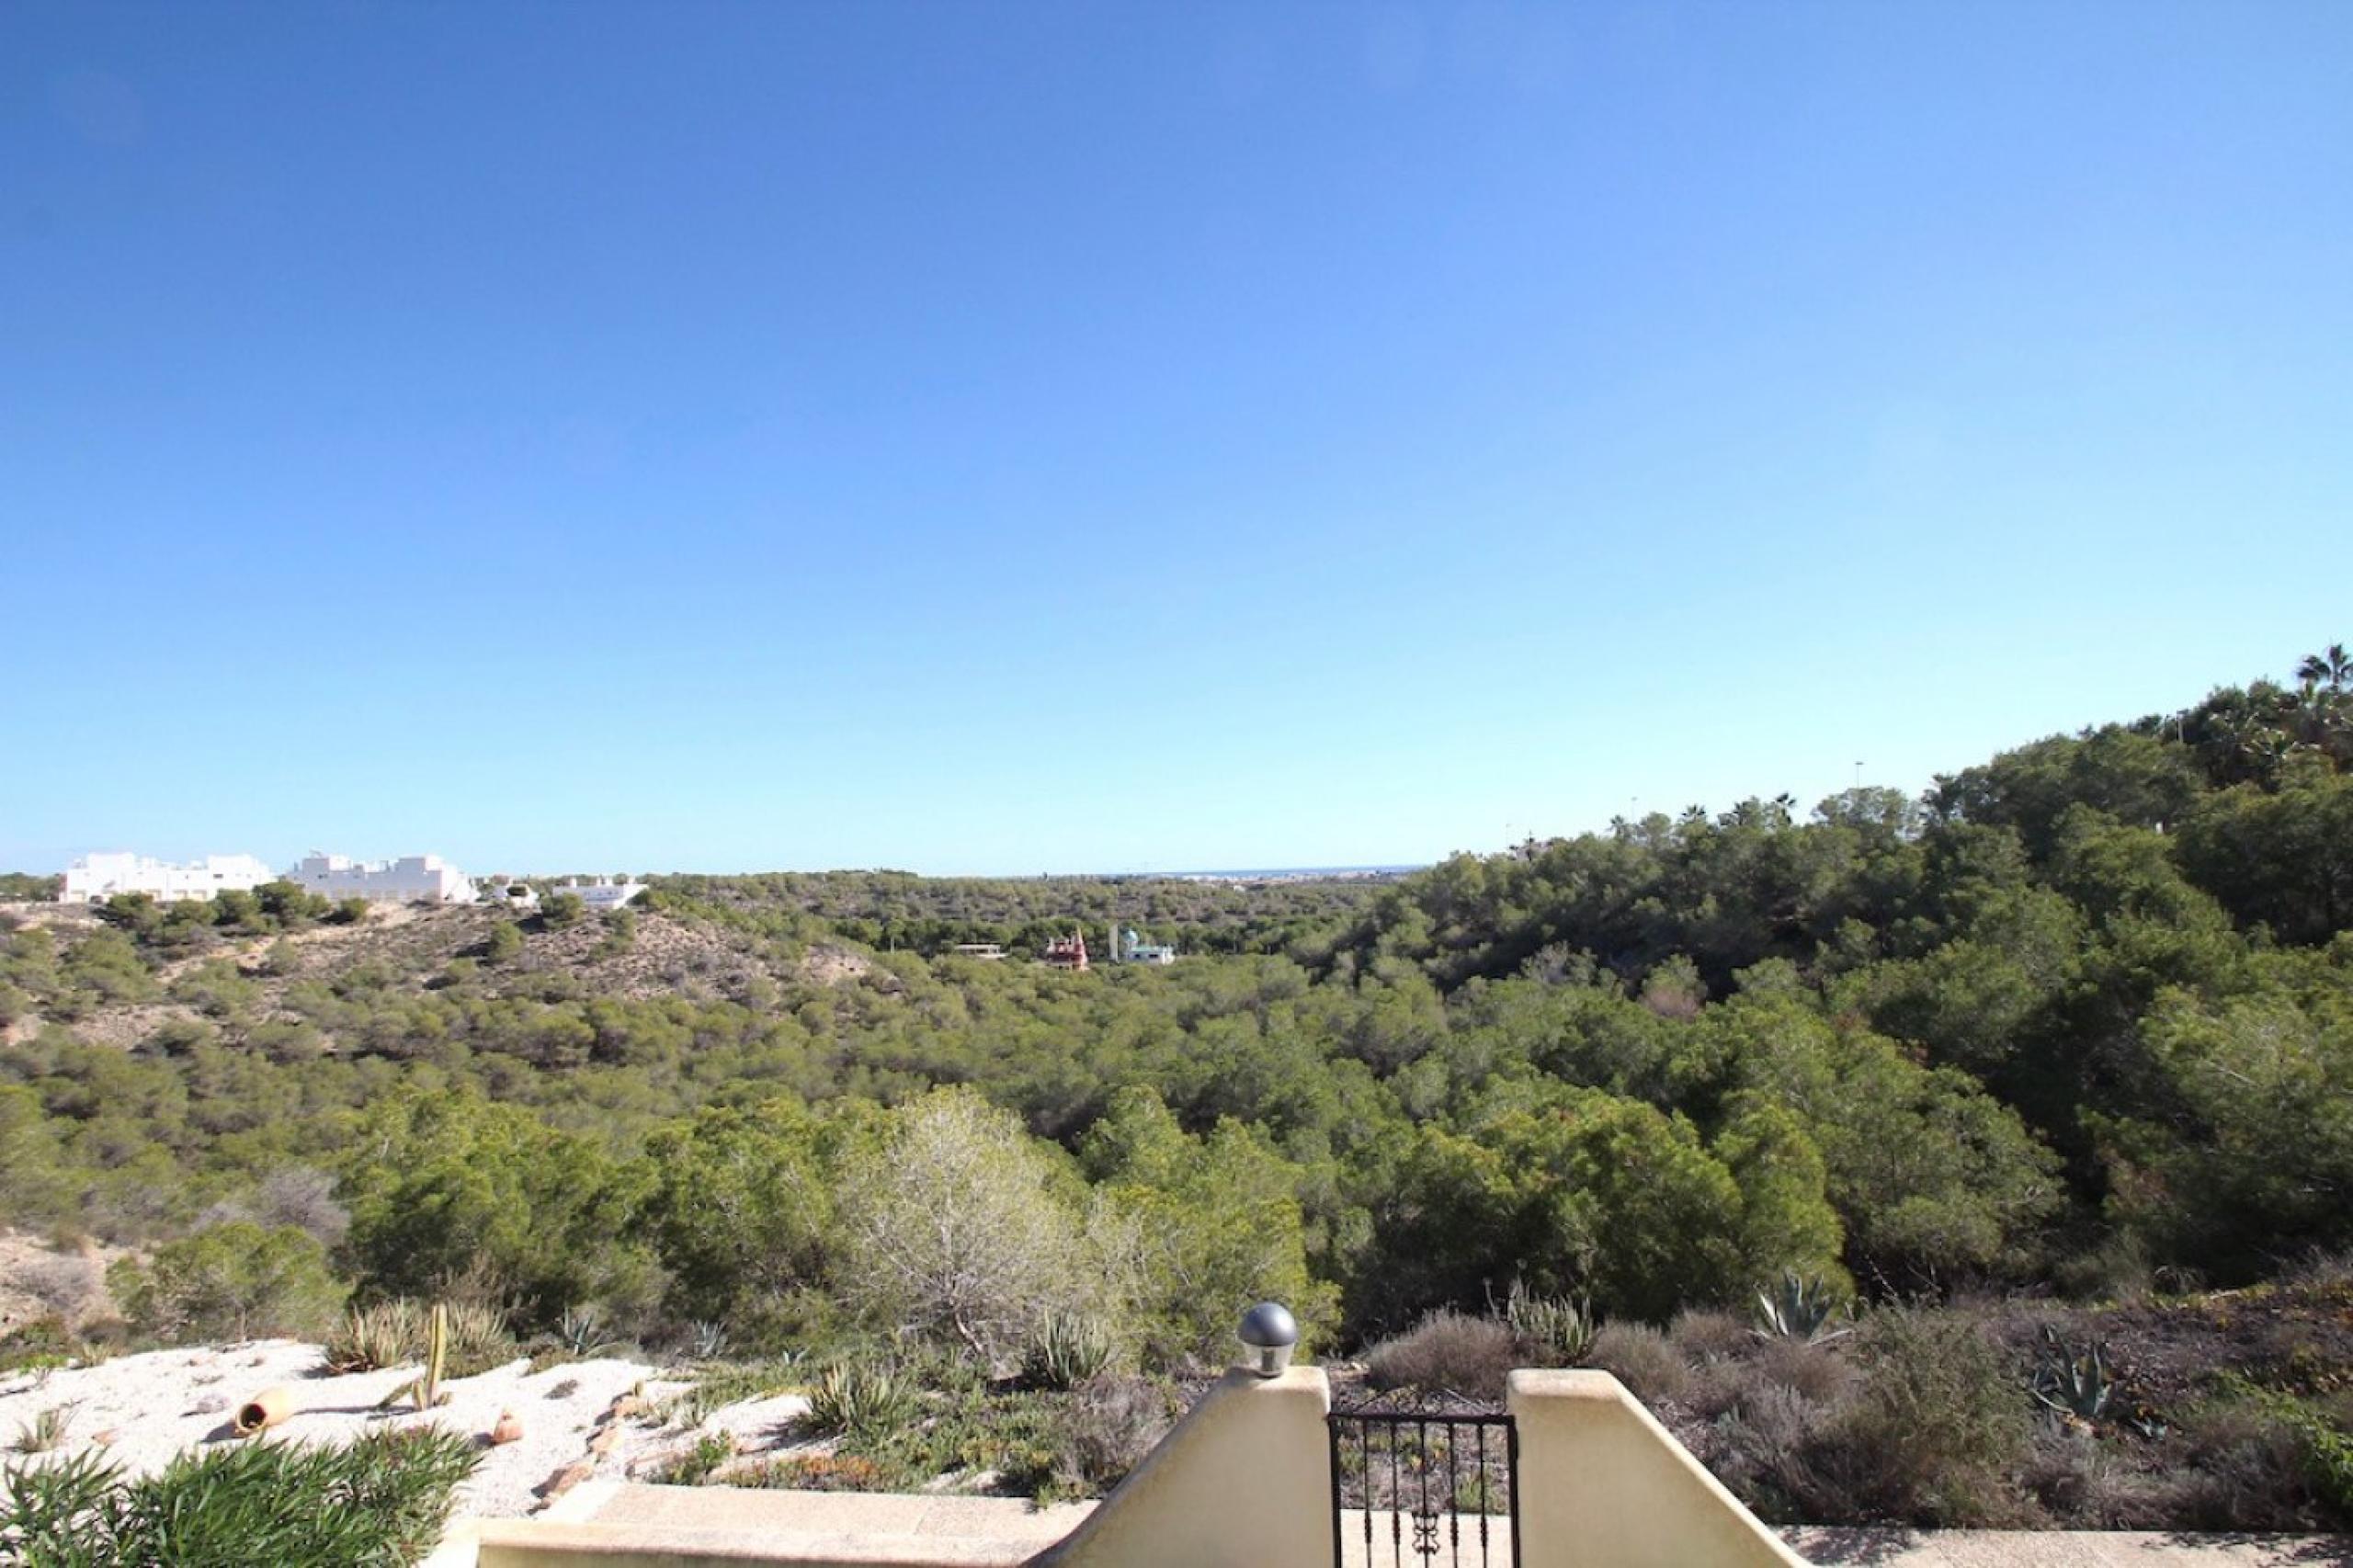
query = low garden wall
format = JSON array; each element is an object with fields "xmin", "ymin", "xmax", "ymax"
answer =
[{"xmin": 431, "ymin": 1367, "xmax": 1804, "ymax": 1567}]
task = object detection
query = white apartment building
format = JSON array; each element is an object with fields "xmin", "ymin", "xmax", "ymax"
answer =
[
  {"xmin": 62, "ymin": 852, "xmax": 276, "ymax": 903},
  {"xmin": 556, "ymin": 877, "xmax": 648, "ymax": 912},
  {"xmin": 289, "ymin": 852, "xmax": 479, "ymax": 904}
]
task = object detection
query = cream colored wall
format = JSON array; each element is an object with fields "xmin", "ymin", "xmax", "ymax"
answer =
[
  {"xmin": 426, "ymin": 1363, "xmax": 1812, "ymax": 1567},
  {"xmin": 1030, "ymin": 1366, "xmax": 1332, "ymax": 1568},
  {"xmin": 1508, "ymin": 1369, "xmax": 1807, "ymax": 1568}
]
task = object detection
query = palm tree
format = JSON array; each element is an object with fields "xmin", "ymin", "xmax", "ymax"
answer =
[{"xmin": 2295, "ymin": 642, "xmax": 2351, "ymax": 692}]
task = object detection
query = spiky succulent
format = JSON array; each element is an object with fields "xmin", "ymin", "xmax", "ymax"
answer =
[{"xmin": 1753, "ymin": 1271, "xmax": 1851, "ymax": 1344}]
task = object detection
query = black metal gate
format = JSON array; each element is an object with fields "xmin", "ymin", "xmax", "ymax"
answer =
[{"xmin": 1326, "ymin": 1403, "xmax": 1521, "ymax": 1568}]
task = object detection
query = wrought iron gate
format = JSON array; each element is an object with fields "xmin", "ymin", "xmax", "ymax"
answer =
[{"xmin": 1326, "ymin": 1403, "xmax": 1520, "ymax": 1568}]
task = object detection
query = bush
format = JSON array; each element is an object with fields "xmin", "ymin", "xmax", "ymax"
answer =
[
  {"xmin": 0, "ymin": 1426, "xmax": 477, "ymax": 1565},
  {"xmin": 0, "ymin": 1316, "xmax": 80, "ymax": 1374},
  {"xmin": 1685, "ymin": 1334, "xmax": 1855, "ymax": 1427},
  {"xmin": 1364, "ymin": 1310, "xmax": 1518, "ymax": 1401},
  {"xmin": 2211, "ymin": 1376, "xmax": 2353, "ymax": 1521},
  {"xmin": 644, "ymin": 1430, "xmax": 736, "ymax": 1487},
  {"xmin": 1587, "ymin": 1322, "xmax": 1692, "ymax": 1405},
  {"xmin": 838, "ymin": 1089, "xmax": 1090, "ymax": 1367},
  {"xmin": 109, "ymin": 1222, "xmax": 344, "ymax": 1343},
  {"xmin": 1668, "ymin": 1307, "xmax": 1754, "ymax": 1365},
  {"xmin": 1819, "ymin": 1308, "xmax": 2033, "ymax": 1526},
  {"xmin": 1059, "ymin": 1373, "xmax": 1176, "ymax": 1489},
  {"xmin": 8, "ymin": 1250, "xmax": 103, "ymax": 1325},
  {"xmin": 2166, "ymin": 1395, "xmax": 2325, "ymax": 1528}
]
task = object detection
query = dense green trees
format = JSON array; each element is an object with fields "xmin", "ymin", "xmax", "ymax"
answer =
[
  {"xmin": 337, "ymin": 1089, "xmax": 656, "ymax": 1325},
  {"xmin": 3, "ymin": 647, "xmax": 2349, "ymax": 1372},
  {"xmin": 637, "ymin": 1098, "xmax": 837, "ymax": 1326}
]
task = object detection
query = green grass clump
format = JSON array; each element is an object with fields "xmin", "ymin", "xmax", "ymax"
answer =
[{"xmin": 0, "ymin": 1425, "xmax": 478, "ymax": 1566}]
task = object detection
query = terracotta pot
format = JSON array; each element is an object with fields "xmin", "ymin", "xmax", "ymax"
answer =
[
  {"xmin": 233, "ymin": 1386, "xmax": 296, "ymax": 1437},
  {"xmin": 490, "ymin": 1409, "xmax": 523, "ymax": 1446}
]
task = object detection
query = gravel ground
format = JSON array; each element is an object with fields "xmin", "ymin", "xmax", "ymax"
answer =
[{"xmin": 0, "ymin": 1339, "xmax": 703, "ymax": 1520}]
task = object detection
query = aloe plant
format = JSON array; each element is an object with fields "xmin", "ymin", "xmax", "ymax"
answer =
[
  {"xmin": 1023, "ymin": 1311, "xmax": 1115, "ymax": 1389},
  {"xmin": 1753, "ymin": 1271, "xmax": 1850, "ymax": 1344},
  {"xmin": 1504, "ymin": 1282, "xmax": 1597, "ymax": 1365},
  {"xmin": 805, "ymin": 1362, "xmax": 916, "ymax": 1437}
]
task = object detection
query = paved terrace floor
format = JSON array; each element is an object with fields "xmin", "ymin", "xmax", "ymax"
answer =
[
  {"xmin": 496, "ymin": 1486, "xmax": 2347, "ymax": 1567},
  {"xmin": 1785, "ymin": 1530, "xmax": 2352, "ymax": 1566}
]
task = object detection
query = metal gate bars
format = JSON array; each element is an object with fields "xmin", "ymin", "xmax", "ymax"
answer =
[{"xmin": 1326, "ymin": 1405, "xmax": 1520, "ymax": 1568}]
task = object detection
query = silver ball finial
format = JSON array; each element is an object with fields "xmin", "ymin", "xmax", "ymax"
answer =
[{"xmin": 1237, "ymin": 1301, "xmax": 1297, "ymax": 1377}]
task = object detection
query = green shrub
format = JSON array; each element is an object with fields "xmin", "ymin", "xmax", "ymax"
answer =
[
  {"xmin": 109, "ymin": 1222, "xmax": 345, "ymax": 1343},
  {"xmin": 645, "ymin": 1430, "xmax": 736, "ymax": 1486},
  {"xmin": 0, "ymin": 1317, "xmax": 82, "ymax": 1374},
  {"xmin": 1826, "ymin": 1309, "xmax": 2033, "ymax": 1525},
  {"xmin": 0, "ymin": 1426, "xmax": 477, "ymax": 1565},
  {"xmin": 2216, "ymin": 1375, "xmax": 2353, "ymax": 1517}
]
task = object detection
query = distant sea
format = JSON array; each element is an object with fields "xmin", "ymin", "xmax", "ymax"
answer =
[{"xmin": 1153, "ymin": 865, "xmax": 1423, "ymax": 881}]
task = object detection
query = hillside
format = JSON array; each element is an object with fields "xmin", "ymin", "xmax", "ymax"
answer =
[{"xmin": 2, "ymin": 648, "xmax": 2349, "ymax": 1532}]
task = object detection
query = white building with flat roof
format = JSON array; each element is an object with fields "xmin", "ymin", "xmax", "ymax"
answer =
[
  {"xmin": 63, "ymin": 852, "xmax": 275, "ymax": 903},
  {"xmin": 556, "ymin": 877, "xmax": 648, "ymax": 912},
  {"xmin": 290, "ymin": 852, "xmax": 478, "ymax": 905}
]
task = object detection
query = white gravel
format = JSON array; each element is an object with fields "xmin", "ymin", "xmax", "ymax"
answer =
[{"xmin": 0, "ymin": 1340, "xmax": 705, "ymax": 1521}]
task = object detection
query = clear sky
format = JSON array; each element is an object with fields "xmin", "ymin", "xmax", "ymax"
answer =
[{"xmin": 5, "ymin": 2, "xmax": 2347, "ymax": 877}]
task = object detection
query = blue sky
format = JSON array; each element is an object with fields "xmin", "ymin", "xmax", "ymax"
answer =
[{"xmin": 5, "ymin": 2, "xmax": 2348, "ymax": 876}]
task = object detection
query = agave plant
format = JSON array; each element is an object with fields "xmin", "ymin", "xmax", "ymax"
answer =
[
  {"xmin": 324, "ymin": 1301, "xmax": 423, "ymax": 1375},
  {"xmin": 558, "ymin": 1305, "xmax": 619, "ymax": 1359},
  {"xmin": 1753, "ymin": 1272, "xmax": 1850, "ymax": 1345},
  {"xmin": 689, "ymin": 1320, "xmax": 731, "ymax": 1362},
  {"xmin": 2032, "ymin": 1325, "xmax": 2115, "ymax": 1423}
]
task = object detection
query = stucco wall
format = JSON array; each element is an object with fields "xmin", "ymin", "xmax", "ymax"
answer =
[
  {"xmin": 1508, "ymin": 1369, "xmax": 1807, "ymax": 1568},
  {"xmin": 428, "ymin": 1364, "xmax": 1809, "ymax": 1567},
  {"xmin": 1031, "ymin": 1365, "xmax": 1332, "ymax": 1568}
]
